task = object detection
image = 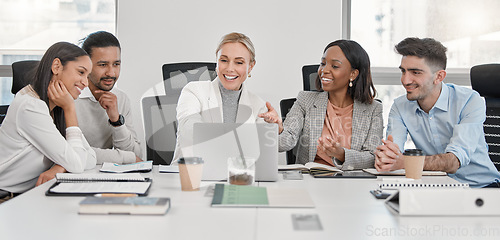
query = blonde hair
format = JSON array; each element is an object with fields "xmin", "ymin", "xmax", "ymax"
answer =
[{"xmin": 215, "ymin": 32, "xmax": 256, "ymax": 62}]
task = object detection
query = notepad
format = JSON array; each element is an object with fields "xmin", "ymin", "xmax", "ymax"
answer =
[
  {"xmin": 99, "ymin": 161, "xmax": 153, "ymax": 173},
  {"xmin": 45, "ymin": 173, "xmax": 152, "ymax": 196},
  {"xmin": 211, "ymin": 184, "xmax": 315, "ymax": 208}
]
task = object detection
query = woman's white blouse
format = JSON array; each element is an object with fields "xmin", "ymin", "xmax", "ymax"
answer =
[{"xmin": 0, "ymin": 87, "xmax": 96, "ymax": 193}]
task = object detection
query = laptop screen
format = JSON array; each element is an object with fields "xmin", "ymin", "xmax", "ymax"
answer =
[{"xmin": 192, "ymin": 123, "xmax": 278, "ymax": 182}]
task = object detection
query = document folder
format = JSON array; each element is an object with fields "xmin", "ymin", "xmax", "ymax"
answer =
[{"xmin": 385, "ymin": 188, "xmax": 500, "ymax": 216}]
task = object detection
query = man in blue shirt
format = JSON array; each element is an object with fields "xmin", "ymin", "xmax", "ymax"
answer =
[{"xmin": 375, "ymin": 37, "xmax": 500, "ymax": 188}]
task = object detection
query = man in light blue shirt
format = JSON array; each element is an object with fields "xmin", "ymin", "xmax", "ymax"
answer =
[{"xmin": 375, "ymin": 37, "xmax": 500, "ymax": 188}]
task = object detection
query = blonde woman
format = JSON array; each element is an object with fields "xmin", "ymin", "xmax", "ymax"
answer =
[{"xmin": 173, "ymin": 32, "xmax": 267, "ymax": 161}]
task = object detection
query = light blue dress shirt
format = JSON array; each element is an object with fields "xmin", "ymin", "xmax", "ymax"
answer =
[{"xmin": 387, "ymin": 83, "xmax": 500, "ymax": 187}]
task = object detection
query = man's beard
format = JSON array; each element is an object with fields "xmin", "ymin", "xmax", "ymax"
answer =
[{"xmin": 95, "ymin": 77, "xmax": 116, "ymax": 91}]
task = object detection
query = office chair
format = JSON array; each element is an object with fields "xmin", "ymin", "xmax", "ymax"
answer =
[
  {"xmin": 280, "ymin": 98, "xmax": 297, "ymax": 164},
  {"xmin": 12, "ymin": 60, "xmax": 39, "ymax": 94},
  {"xmin": 278, "ymin": 64, "xmax": 319, "ymax": 164},
  {"xmin": 302, "ymin": 64, "xmax": 320, "ymax": 91},
  {"xmin": 470, "ymin": 63, "xmax": 500, "ymax": 171},
  {"xmin": 142, "ymin": 95, "xmax": 180, "ymax": 165},
  {"xmin": 162, "ymin": 62, "xmax": 217, "ymax": 98},
  {"xmin": 0, "ymin": 105, "xmax": 8, "ymax": 126},
  {"xmin": 0, "ymin": 60, "xmax": 39, "ymax": 126},
  {"xmin": 146, "ymin": 62, "xmax": 216, "ymax": 164}
]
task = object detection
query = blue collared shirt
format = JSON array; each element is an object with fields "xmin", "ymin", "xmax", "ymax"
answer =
[{"xmin": 387, "ymin": 83, "xmax": 500, "ymax": 187}]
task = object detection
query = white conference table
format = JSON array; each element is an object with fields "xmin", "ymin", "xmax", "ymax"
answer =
[{"xmin": 1, "ymin": 166, "xmax": 499, "ymax": 240}]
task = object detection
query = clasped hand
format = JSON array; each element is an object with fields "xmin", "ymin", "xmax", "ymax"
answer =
[
  {"xmin": 317, "ymin": 134, "xmax": 345, "ymax": 161},
  {"xmin": 375, "ymin": 135, "xmax": 404, "ymax": 172}
]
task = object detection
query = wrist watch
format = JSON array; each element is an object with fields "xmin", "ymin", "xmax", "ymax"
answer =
[{"xmin": 109, "ymin": 114, "xmax": 125, "ymax": 127}]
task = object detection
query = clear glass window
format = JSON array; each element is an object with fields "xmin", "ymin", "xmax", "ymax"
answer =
[
  {"xmin": 351, "ymin": 0, "xmax": 500, "ymax": 68},
  {"xmin": 0, "ymin": 0, "xmax": 116, "ymax": 104}
]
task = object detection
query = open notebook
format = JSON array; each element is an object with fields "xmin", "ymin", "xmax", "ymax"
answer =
[{"xmin": 278, "ymin": 162, "xmax": 341, "ymax": 174}]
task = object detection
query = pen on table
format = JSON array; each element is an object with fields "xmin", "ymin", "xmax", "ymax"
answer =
[{"xmin": 94, "ymin": 193, "xmax": 138, "ymax": 197}]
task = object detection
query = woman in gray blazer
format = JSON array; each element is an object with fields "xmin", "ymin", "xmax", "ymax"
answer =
[{"xmin": 261, "ymin": 40, "xmax": 383, "ymax": 170}]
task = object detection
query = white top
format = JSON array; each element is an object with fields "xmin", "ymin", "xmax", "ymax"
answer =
[
  {"xmin": 173, "ymin": 77, "xmax": 267, "ymax": 161},
  {"xmin": 75, "ymin": 87, "xmax": 141, "ymax": 164},
  {"xmin": 0, "ymin": 86, "xmax": 96, "ymax": 193}
]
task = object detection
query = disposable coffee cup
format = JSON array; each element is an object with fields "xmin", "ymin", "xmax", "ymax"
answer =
[
  {"xmin": 227, "ymin": 156, "xmax": 255, "ymax": 185},
  {"xmin": 178, "ymin": 157, "xmax": 204, "ymax": 191},
  {"xmin": 403, "ymin": 149, "xmax": 425, "ymax": 179}
]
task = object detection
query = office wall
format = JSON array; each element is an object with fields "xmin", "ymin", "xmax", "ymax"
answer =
[{"xmin": 117, "ymin": 0, "xmax": 343, "ymax": 163}]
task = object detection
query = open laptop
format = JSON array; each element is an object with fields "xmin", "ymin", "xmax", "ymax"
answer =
[{"xmin": 192, "ymin": 122, "xmax": 278, "ymax": 182}]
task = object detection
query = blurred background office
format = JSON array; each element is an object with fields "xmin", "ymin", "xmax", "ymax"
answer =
[{"xmin": 1, "ymin": 0, "xmax": 499, "ymax": 164}]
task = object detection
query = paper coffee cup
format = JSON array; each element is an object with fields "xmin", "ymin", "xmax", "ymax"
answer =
[
  {"xmin": 178, "ymin": 157, "xmax": 204, "ymax": 191},
  {"xmin": 403, "ymin": 149, "xmax": 425, "ymax": 179}
]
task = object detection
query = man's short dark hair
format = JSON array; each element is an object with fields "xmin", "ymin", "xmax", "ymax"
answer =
[
  {"xmin": 81, "ymin": 31, "xmax": 120, "ymax": 57},
  {"xmin": 395, "ymin": 37, "xmax": 447, "ymax": 71}
]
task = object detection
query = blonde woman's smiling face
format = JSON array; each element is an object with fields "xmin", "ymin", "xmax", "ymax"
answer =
[{"xmin": 216, "ymin": 42, "xmax": 255, "ymax": 91}]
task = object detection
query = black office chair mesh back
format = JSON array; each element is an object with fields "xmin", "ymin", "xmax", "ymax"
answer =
[
  {"xmin": 302, "ymin": 64, "xmax": 320, "ymax": 91},
  {"xmin": 0, "ymin": 60, "xmax": 39, "ymax": 126},
  {"xmin": 0, "ymin": 105, "xmax": 8, "ymax": 125},
  {"xmin": 280, "ymin": 98, "xmax": 297, "ymax": 164},
  {"xmin": 12, "ymin": 60, "xmax": 39, "ymax": 94},
  {"xmin": 162, "ymin": 62, "xmax": 217, "ymax": 97},
  {"xmin": 470, "ymin": 63, "xmax": 500, "ymax": 171},
  {"xmin": 144, "ymin": 62, "xmax": 216, "ymax": 164},
  {"xmin": 142, "ymin": 95, "xmax": 180, "ymax": 165}
]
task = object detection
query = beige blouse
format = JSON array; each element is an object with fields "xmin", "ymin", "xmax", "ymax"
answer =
[{"xmin": 314, "ymin": 101, "xmax": 353, "ymax": 166}]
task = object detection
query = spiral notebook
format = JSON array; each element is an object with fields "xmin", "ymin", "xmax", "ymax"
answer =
[
  {"xmin": 379, "ymin": 182, "xmax": 469, "ymax": 190},
  {"xmin": 45, "ymin": 173, "xmax": 152, "ymax": 196}
]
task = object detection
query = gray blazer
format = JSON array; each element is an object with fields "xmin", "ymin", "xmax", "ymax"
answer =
[{"xmin": 279, "ymin": 91, "xmax": 383, "ymax": 170}]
